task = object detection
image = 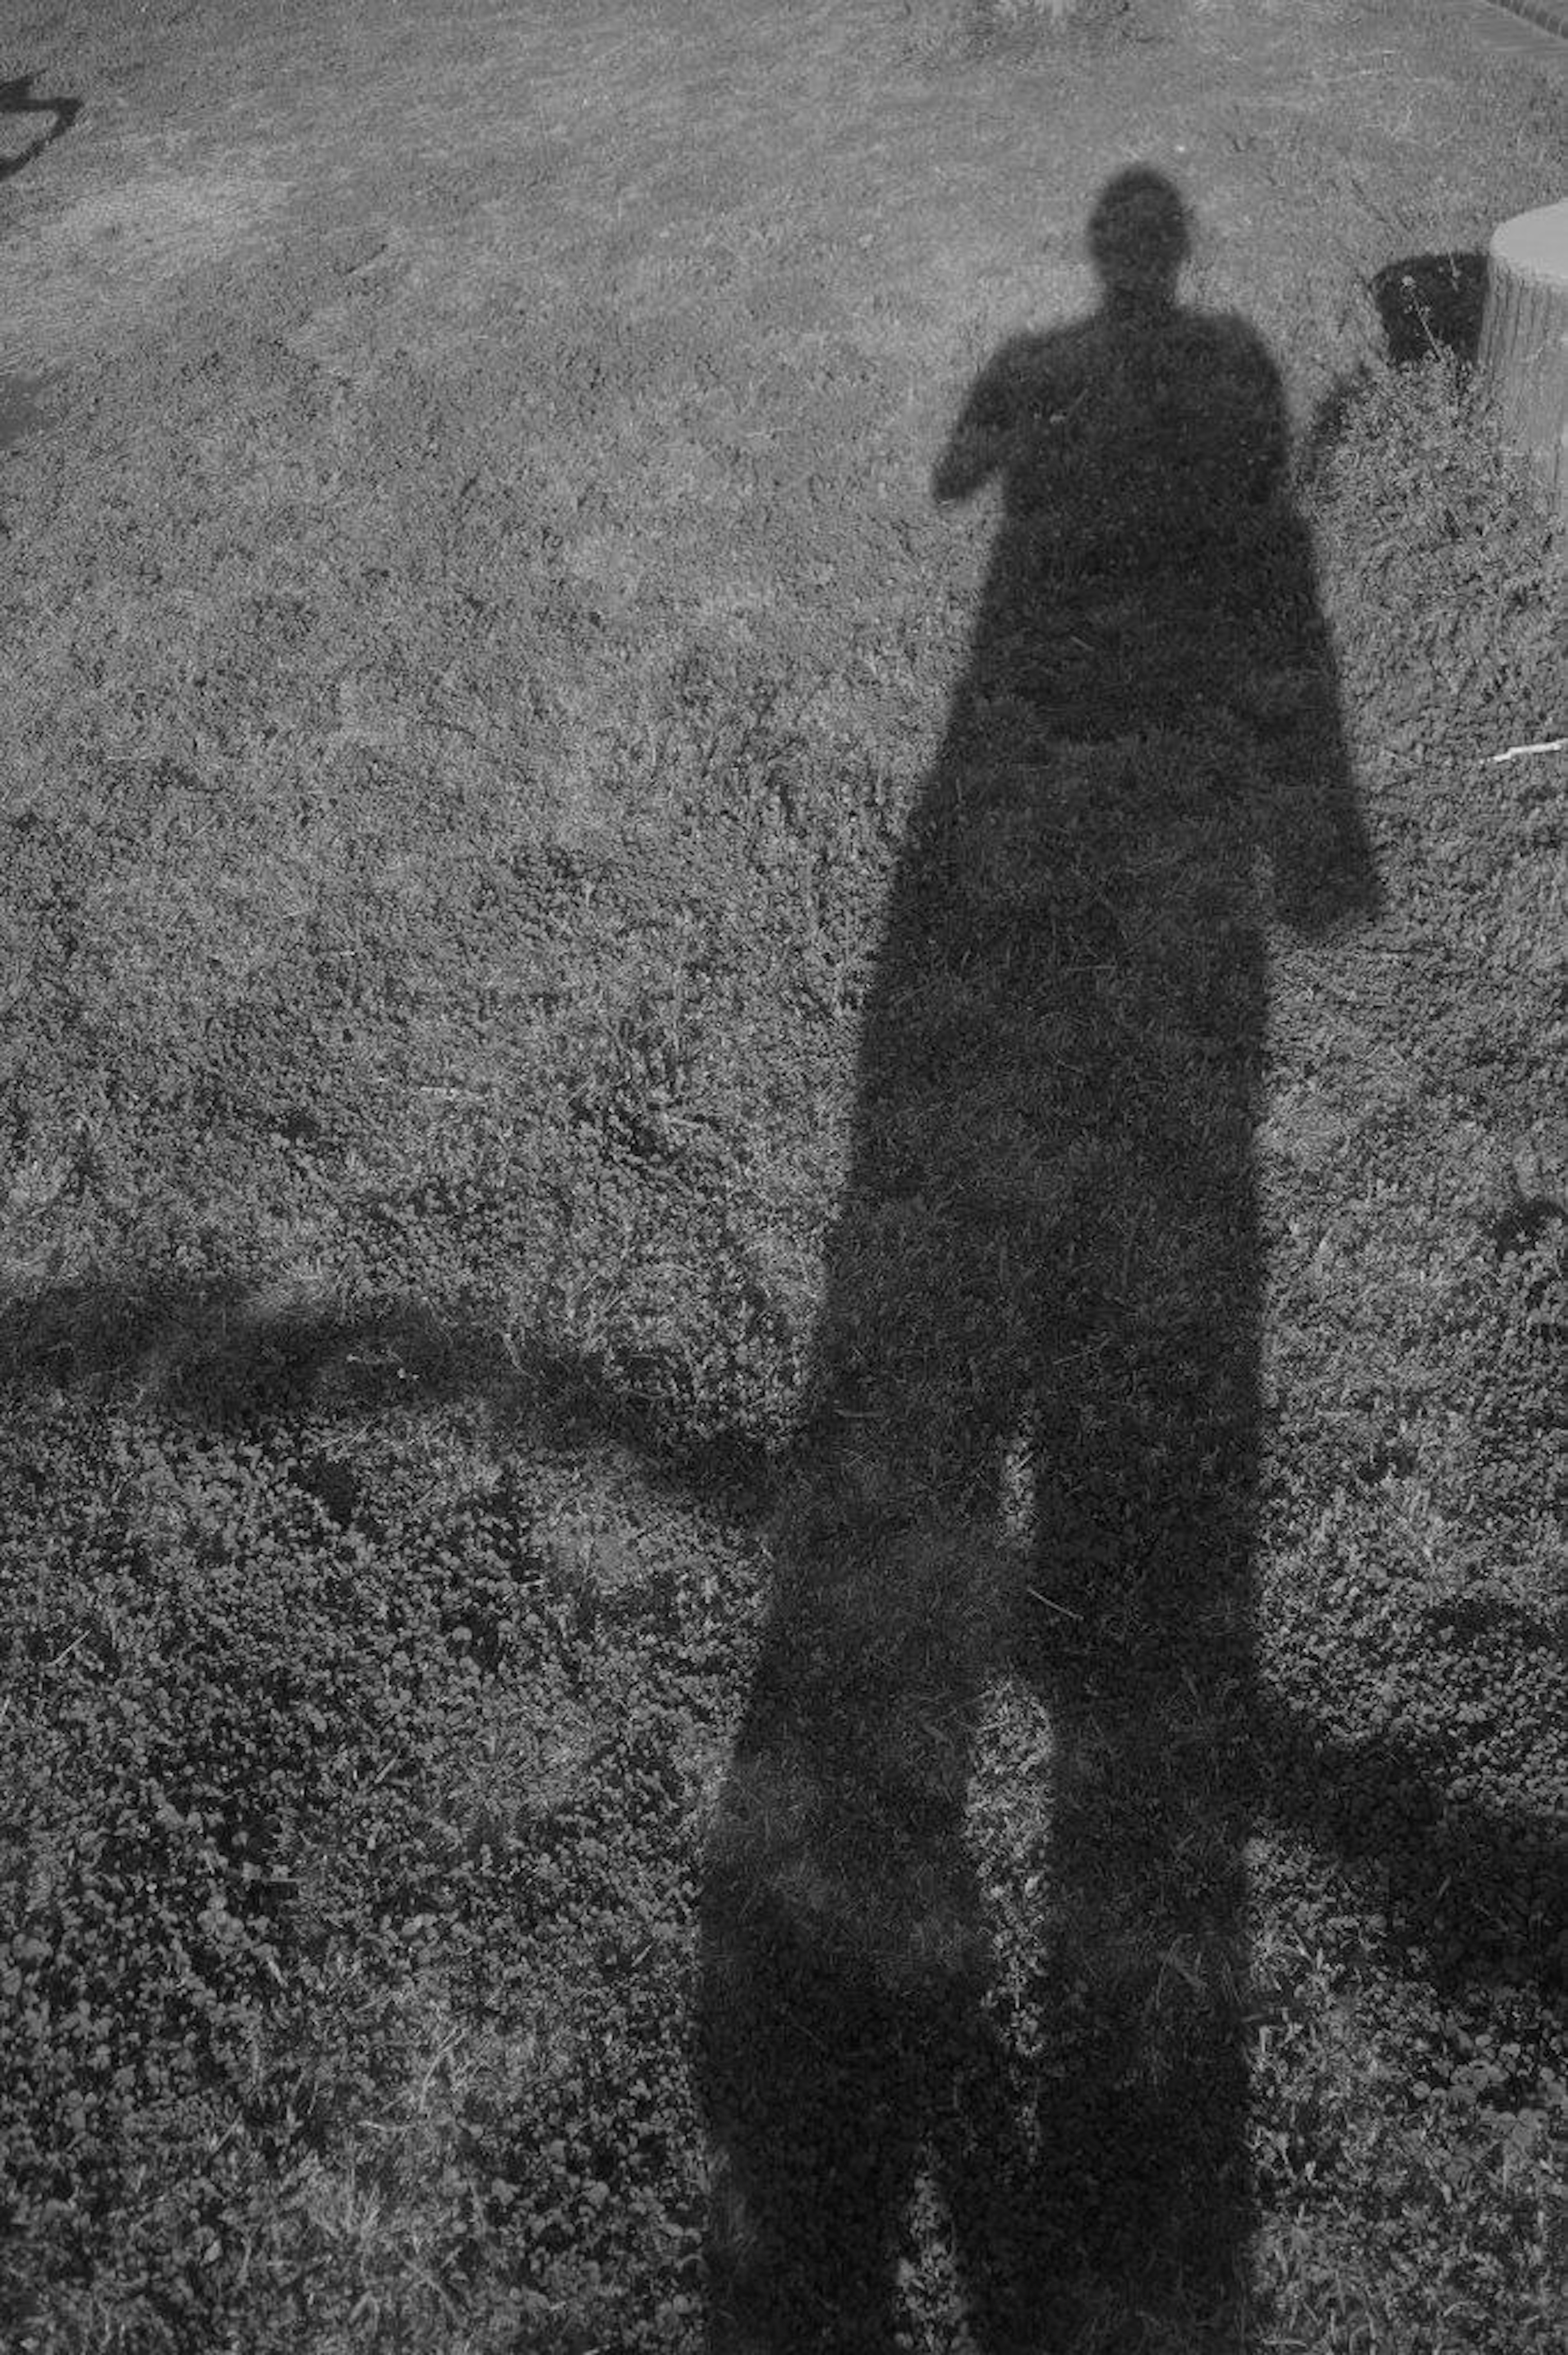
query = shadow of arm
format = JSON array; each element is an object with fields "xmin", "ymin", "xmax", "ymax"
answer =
[
  {"xmin": 931, "ymin": 337, "xmax": 1033, "ymax": 506},
  {"xmin": 1263, "ymin": 655, "xmax": 1385, "ymax": 939}
]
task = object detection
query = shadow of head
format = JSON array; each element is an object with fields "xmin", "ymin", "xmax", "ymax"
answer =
[{"xmin": 1087, "ymin": 165, "xmax": 1191, "ymax": 308}]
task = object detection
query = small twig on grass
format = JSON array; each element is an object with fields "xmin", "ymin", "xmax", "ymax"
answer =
[
  {"xmin": 1027, "ymin": 1588, "xmax": 1082, "ymax": 1620},
  {"xmin": 1487, "ymin": 737, "xmax": 1568, "ymax": 766}
]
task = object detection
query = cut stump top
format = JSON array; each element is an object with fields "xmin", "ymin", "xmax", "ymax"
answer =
[{"xmin": 1489, "ymin": 197, "xmax": 1568, "ymax": 285}]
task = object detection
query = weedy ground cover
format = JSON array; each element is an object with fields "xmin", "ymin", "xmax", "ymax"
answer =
[{"xmin": 0, "ymin": 0, "xmax": 1564, "ymax": 2348}]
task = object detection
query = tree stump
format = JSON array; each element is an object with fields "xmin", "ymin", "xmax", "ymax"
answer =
[{"xmin": 1478, "ymin": 197, "xmax": 1568, "ymax": 518}]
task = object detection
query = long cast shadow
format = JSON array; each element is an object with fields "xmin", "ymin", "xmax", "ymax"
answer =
[
  {"xmin": 695, "ymin": 167, "xmax": 1380, "ymax": 2353},
  {"xmin": 2, "ymin": 1271, "xmax": 1557, "ymax": 2024},
  {"xmin": 0, "ymin": 74, "xmax": 81, "ymax": 183}
]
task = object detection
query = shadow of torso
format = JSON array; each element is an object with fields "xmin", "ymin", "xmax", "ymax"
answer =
[{"xmin": 940, "ymin": 299, "xmax": 1307, "ymax": 734}]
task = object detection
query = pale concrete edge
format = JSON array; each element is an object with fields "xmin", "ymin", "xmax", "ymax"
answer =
[{"xmin": 1482, "ymin": 0, "xmax": 1568, "ymax": 45}]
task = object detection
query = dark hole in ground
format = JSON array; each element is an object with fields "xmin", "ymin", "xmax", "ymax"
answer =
[
  {"xmin": 1300, "ymin": 249, "xmax": 1490, "ymax": 479},
  {"xmin": 1371, "ymin": 250, "xmax": 1488, "ymax": 370}
]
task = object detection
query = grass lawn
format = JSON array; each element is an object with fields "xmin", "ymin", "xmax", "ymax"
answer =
[{"xmin": 2, "ymin": 0, "xmax": 1565, "ymax": 2347}]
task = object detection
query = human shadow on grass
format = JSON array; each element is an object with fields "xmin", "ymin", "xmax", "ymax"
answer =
[
  {"xmin": 0, "ymin": 74, "xmax": 81, "ymax": 183},
  {"xmin": 693, "ymin": 167, "xmax": 1382, "ymax": 2355}
]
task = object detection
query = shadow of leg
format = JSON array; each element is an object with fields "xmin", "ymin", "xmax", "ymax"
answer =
[
  {"xmin": 701, "ymin": 1905, "xmax": 924, "ymax": 2355},
  {"xmin": 697, "ymin": 1472, "xmax": 1009, "ymax": 2351}
]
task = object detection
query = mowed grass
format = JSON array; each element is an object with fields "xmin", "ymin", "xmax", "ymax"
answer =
[{"xmin": 1, "ymin": 1, "xmax": 1566, "ymax": 2349}]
